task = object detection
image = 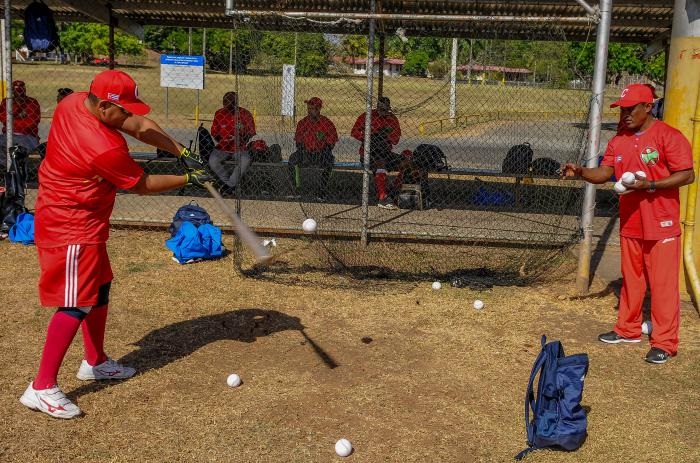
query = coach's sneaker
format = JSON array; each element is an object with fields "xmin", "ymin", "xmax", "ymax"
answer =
[
  {"xmin": 20, "ymin": 383, "xmax": 82, "ymax": 419},
  {"xmin": 645, "ymin": 347, "xmax": 671, "ymax": 364},
  {"xmin": 598, "ymin": 331, "xmax": 641, "ymax": 344},
  {"xmin": 76, "ymin": 358, "xmax": 136, "ymax": 381}
]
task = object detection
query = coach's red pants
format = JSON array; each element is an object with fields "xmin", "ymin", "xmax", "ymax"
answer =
[{"xmin": 615, "ymin": 235, "xmax": 681, "ymax": 355}]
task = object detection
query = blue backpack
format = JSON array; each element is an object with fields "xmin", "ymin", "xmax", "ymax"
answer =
[
  {"xmin": 515, "ymin": 335, "xmax": 589, "ymax": 460},
  {"xmin": 166, "ymin": 221, "xmax": 224, "ymax": 264},
  {"xmin": 23, "ymin": 1, "xmax": 60, "ymax": 52},
  {"xmin": 168, "ymin": 201, "xmax": 213, "ymax": 237}
]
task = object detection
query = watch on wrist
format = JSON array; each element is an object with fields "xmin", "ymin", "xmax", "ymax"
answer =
[{"xmin": 648, "ymin": 180, "xmax": 656, "ymax": 192}]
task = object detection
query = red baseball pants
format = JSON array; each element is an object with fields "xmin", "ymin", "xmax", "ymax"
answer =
[{"xmin": 615, "ymin": 235, "xmax": 681, "ymax": 355}]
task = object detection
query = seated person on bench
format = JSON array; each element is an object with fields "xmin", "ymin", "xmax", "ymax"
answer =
[
  {"xmin": 209, "ymin": 91, "xmax": 256, "ymax": 191},
  {"xmin": 351, "ymin": 96, "xmax": 406, "ymax": 210},
  {"xmin": 288, "ymin": 97, "xmax": 338, "ymax": 198}
]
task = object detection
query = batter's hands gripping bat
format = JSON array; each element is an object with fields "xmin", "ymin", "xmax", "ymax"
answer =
[{"xmin": 203, "ymin": 181, "xmax": 273, "ymax": 266}]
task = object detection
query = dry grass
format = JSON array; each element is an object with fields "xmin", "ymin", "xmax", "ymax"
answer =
[{"xmin": 1, "ymin": 230, "xmax": 699, "ymax": 462}]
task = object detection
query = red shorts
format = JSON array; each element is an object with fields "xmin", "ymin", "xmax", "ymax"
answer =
[{"xmin": 37, "ymin": 243, "xmax": 113, "ymax": 308}]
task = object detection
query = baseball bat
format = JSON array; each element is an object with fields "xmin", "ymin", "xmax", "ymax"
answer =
[{"xmin": 203, "ymin": 181, "xmax": 272, "ymax": 266}]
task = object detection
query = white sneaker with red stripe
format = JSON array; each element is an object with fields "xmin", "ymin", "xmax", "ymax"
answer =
[
  {"xmin": 20, "ymin": 383, "xmax": 82, "ymax": 419},
  {"xmin": 76, "ymin": 358, "xmax": 136, "ymax": 381}
]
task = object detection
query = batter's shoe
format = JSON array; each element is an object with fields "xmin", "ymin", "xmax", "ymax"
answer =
[
  {"xmin": 76, "ymin": 358, "xmax": 136, "ymax": 381},
  {"xmin": 20, "ymin": 383, "xmax": 82, "ymax": 419},
  {"xmin": 645, "ymin": 347, "xmax": 671, "ymax": 364},
  {"xmin": 598, "ymin": 331, "xmax": 641, "ymax": 344}
]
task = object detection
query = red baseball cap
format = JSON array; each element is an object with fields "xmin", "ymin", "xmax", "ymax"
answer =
[
  {"xmin": 304, "ymin": 97, "xmax": 323, "ymax": 108},
  {"xmin": 89, "ymin": 70, "xmax": 150, "ymax": 116},
  {"xmin": 12, "ymin": 80, "xmax": 25, "ymax": 87},
  {"xmin": 610, "ymin": 84, "xmax": 654, "ymax": 108}
]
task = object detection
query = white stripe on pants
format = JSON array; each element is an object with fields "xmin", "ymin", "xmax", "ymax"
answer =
[{"xmin": 64, "ymin": 244, "xmax": 80, "ymax": 307}]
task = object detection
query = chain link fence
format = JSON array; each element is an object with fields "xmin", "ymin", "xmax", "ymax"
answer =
[{"xmin": 2, "ymin": 15, "xmax": 625, "ymax": 284}]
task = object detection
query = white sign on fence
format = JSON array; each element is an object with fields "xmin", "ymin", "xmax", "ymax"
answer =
[
  {"xmin": 281, "ymin": 64, "xmax": 296, "ymax": 117},
  {"xmin": 160, "ymin": 55, "xmax": 205, "ymax": 90}
]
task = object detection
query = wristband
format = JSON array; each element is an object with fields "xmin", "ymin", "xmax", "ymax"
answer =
[
  {"xmin": 647, "ymin": 180, "xmax": 656, "ymax": 193},
  {"xmin": 179, "ymin": 146, "xmax": 188, "ymax": 157}
]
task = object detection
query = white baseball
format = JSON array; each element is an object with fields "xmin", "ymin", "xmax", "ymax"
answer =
[
  {"xmin": 226, "ymin": 373, "xmax": 242, "ymax": 388},
  {"xmin": 635, "ymin": 170, "xmax": 647, "ymax": 179},
  {"xmin": 432, "ymin": 281, "xmax": 441, "ymax": 290},
  {"xmin": 641, "ymin": 320, "xmax": 652, "ymax": 335},
  {"xmin": 335, "ymin": 438, "xmax": 353, "ymax": 457},
  {"xmin": 302, "ymin": 218, "xmax": 317, "ymax": 233},
  {"xmin": 613, "ymin": 180, "xmax": 628, "ymax": 194},
  {"xmin": 473, "ymin": 299, "xmax": 484, "ymax": 310},
  {"xmin": 621, "ymin": 171, "xmax": 636, "ymax": 186}
]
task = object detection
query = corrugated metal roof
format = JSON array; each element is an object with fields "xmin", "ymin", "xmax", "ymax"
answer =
[{"xmin": 2, "ymin": 1, "xmax": 674, "ymax": 43}]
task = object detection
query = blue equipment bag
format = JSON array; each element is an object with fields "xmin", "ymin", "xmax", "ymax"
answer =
[
  {"xmin": 515, "ymin": 335, "xmax": 589, "ymax": 460},
  {"xmin": 168, "ymin": 201, "xmax": 213, "ymax": 237},
  {"xmin": 23, "ymin": 1, "xmax": 60, "ymax": 52},
  {"xmin": 8, "ymin": 212, "xmax": 34, "ymax": 245},
  {"xmin": 166, "ymin": 222, "xmax": 224, "ymax": 264}
]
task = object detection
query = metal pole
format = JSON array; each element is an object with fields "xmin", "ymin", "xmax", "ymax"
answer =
[
  {"xmin": 108, "ymin": 5, "xmax": 115, "ymax": 69},
  {"xmin": 573, "ymin": 0, "xmax": 597, "ymax": 17},
  {"xmin": 293, "ymin": 32, "xmax": 298, "ymax": 122},
  {"xmin": 467, "ymin": 39, "xmax": 473, "ymax": 83},
  {"xmin": 228, "ymin": 29, "xmax": 233, "ymax": 74},
  {"xmin": 449, "ymin": 38, "xmax": 458, "ymax": 123},
  {"xmin": 360, "ymin": 0, "xmax": 377, "ymax": 247},
  {"xmin": 576, "ymin": 0, "xmax": 611, "ymax": 294},
  {"xmin": 202, "ymin": 28, "xmax": 207, "ymax": 58},
  {"xmin": 3, "ymin": 2, "xmax": 12, "ymax": 168},
  {"xmin": 377, "ymin": 33, "xmax": 385, "ymax": 98},
  {"xmin": 188, "ymin": 27, "xmax": 192, "ymax": 55}
]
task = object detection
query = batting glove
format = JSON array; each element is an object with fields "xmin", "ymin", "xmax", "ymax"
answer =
[
  {"xmin": 179, "ymin": 146, "xmax": 205, "ymax": 171},
  {"xmin": 185, "ymin": 169, "xmax": 212, "ymax": 188}
]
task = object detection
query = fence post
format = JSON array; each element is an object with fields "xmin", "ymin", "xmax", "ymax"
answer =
[
  {"xmin": 361, "ymin": 0, "xmax": 377, "ymax": 247},
  {"xmin": 2, "ymin": 6, "xmax": 12, "ymax": 168}
]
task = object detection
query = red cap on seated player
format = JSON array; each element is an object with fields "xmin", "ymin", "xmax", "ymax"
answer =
[
  {"xmin": 89, "ymin": 70, "xmax": 151, "ymax": 116},
  {"xmin": 304, "ymin": 97, "xmax": 323, "ymax": 108},
  {"xmin": 609, "ymin": 84, "xmax": 654, "ymax": 108}
]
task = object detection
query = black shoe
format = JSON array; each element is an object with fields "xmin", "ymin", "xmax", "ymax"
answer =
[
  {"xmin": 645, "ymin": 347, "xmax": 671, "ymax": 364},
  {"xmin": 598, "ymin": 331, "xmax": 641, "ymax": 344}
]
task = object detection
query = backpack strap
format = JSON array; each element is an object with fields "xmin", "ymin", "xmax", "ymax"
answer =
[{"xmin": 515, "ymin": 335, "xmax": 548, "ymax": 461}]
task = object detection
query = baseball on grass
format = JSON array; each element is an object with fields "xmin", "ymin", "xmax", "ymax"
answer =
[
  {"xmin": 473, "ymin": 299, "xmax": 484, "ymax": 310},
  {"xmin": 621, "ymin": 171, "xmax": 636, "ymax": 186},
  {"xmin": 226, "ymin": 373, "xmax": 242, "ymax": 388},
  {"xmin": 613, "ymin": 180, "xmax": 627, "ymax": 194},
  {"xmin": 335, "ymin": 438, "xmax": 353, "ymax": 457},
  {"xmin": 302, "ymin": 218, "xmax": 317, "ymax": 233},
  {"xmin": 432, "ymin": 281, "xmax": 442, "ymax": 290}
]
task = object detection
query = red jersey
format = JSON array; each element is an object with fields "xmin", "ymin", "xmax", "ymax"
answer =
[
  {"xmin": 34, "ymin": 92, "xmax": 144, "ymax": 247},
  {"xmin": 295, "ymin": 115, "xmax": 338, "ymax": 152},
  {"xmin": 601, "ymin": 120, "xmax": 693, "ymax": 240},
  {"xmin": 0, "ymin": 96, "xmax": 41, "ymax": 137},
  {"xmin": 211, "ymin": 106, "xmax": 256, "ymax": 152},
  {"xmin": 351, "ymin": 110, "xmax": 401, "ymax": 155}
]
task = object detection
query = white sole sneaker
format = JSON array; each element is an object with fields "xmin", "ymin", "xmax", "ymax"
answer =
[
  {"xmin": 76, "ymin": 358, "xmax": 136, "ymax": 381},
  {"xmin": 20, "ymin": 383, "xmax": 81, "ymax": 419}
]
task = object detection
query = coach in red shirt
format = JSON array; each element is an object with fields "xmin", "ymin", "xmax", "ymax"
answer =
[
  {"xmin": 209, "ymin": 91, "xmax": 256, "ymax": 191},
  {"xmin": 351, "ymin": 96, "xmax": 403, "ymax": 209},
  {"xmin": 0, "ymin": 80, "xmax": 41, "ymax": 159},
  {"xmin": 20, "ymin": 70, "xmax": 210, "ymax": 419},
  {"xmin": 563, "ymin": 84, "xmax": 694, "ymax": 364},
  {"xmin": 288, "ymin": 97, "xmax": 338, "ymax": 198}
]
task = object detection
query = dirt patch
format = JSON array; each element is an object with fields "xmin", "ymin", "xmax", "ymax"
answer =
[{"xmin": 1, "ymin": 230, "xmax": 698, "ymax": 462}]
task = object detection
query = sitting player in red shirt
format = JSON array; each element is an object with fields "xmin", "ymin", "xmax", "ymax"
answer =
[
  {"xmin": 19, "ymin": 70, "xmax": 210, "ymax": 419},
  {"xmin": 351, "ymin": 96, "xmax": 407, "ymax": 209},
  {"xmin": 288, "ymin": 97, "xmax": 338, "ymax": 200},
  {"xmin": 209, "ymin": 91, "xmax": 256, "ymax": 192},
  {"xmin": 563, "ymin": 84, "xmax": 694, "ymax": 365},
  {"xmin": 0, "ymin": 80, "xmax": 41, "ymax": 161}
]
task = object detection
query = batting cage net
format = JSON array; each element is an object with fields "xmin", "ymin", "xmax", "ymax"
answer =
[{"xmin": 2, "ymin": 11, "xmax": 623, "ymax": 286}]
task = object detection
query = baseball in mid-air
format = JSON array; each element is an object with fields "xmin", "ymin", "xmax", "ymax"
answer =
[
  {"xmin": 226, "ymin": 373, "xmax": 242, "ymax": 388},
  {"xmin": 613, "ymin": 180, "xmax": 628, "ymax": 194},
  {"xmin": 473, "ymin": 299, "xmax": 484, "ymax": 310},
  {"xmin": 432, "ymin": 281, "xmax": 442, "ymax": 290},
  {"xmin": 302, "ymin": 218, "xmax": 317, "ymax": 233},
  {"xmin": 621, "ymin": 171, "xmax": 636, "ymax": 186},
  {"xmin": 335, "ymin": 438, "xmax": 353, "ymax": 457}
]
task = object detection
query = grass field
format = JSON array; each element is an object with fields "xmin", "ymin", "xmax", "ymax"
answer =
[{"xmin": 1, "ymin": 230, "xmax": 699, "ymax": 462}]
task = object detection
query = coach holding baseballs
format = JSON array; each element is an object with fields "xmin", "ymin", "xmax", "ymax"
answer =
[
  {"xmin": 19, "ymin": 70, "xmax": 211, "ymax": 419},
  {"xmin": 562, "ymin": 84, "xmax": 694, "ymax": 365}
]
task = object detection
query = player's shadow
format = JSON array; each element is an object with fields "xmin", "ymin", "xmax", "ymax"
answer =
[{"xmin": 67, "ymin": 308, "xmax": 304, "ymax": 401}]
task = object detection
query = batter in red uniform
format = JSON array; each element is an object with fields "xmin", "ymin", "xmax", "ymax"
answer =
[
  {"xmin": 20, "ymin": 70, "xmax": 210, "ymax": 419},
  {"xmin": 563, "ymin": 84, "xmax": 694, "ymax": 364}
]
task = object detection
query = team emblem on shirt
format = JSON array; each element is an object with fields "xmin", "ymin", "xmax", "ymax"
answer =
[{"xmin": 641, "ymin": 147, "xmax": 659, "ymax": 165}]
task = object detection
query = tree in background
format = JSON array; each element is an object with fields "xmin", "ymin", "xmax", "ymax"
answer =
[
  {"xmin": 568, "ymin": 42, "xmax": 664, "ymax": 85},
  {"xmin": 402, "ymin": 50, "xmax": 430, "ymax": 77},
  {"xmin": 59, "ymin": 23, "xmax": 143, "ymax": 63}
]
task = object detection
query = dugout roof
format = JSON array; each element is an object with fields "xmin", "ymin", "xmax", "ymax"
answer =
[{"xmin": 2, "ymin": 1, "xmax": 674, "ymax": 43}]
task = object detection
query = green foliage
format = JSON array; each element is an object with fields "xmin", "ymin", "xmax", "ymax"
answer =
[
  {"xmin": 59, "ymin": 23, "xmax": 144, "ymax": 62},
  {"xmin": 567, "ymin": 42, "xmax": 664, "ymax": 84},
  {"xmin": 341, "ymin": 35, "xmax": 367, "ymax": 60},
  {"xmin": 427, "ymin": 58, "xmax": 449, "ymax": 80},
  {"xmin": 298, "ymin": 52, "xmax": 328, "ymax": 77},
  {"xmin": 402, "ymin": 50, "xmax": 429, "ymax": 77}
]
